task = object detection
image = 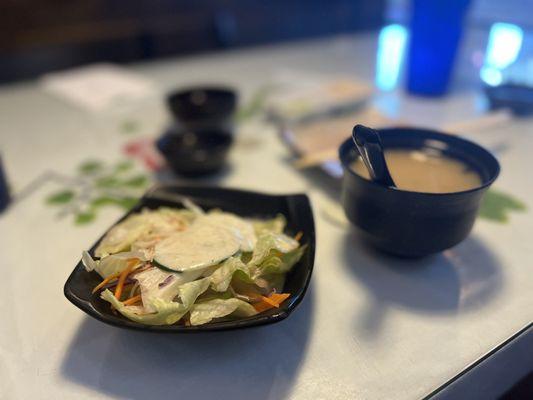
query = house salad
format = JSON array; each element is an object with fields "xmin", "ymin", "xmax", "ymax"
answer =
[{"xmin": 82, "ymin": 201, "xmax": 305, "ymax": 326}]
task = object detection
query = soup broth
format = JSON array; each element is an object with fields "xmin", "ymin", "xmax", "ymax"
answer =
[{"xmin": 350, "ymin": 149, "xmax": 482, "ymax": 193}]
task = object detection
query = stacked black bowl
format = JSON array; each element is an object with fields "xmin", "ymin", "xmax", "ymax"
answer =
[{"xmin": 157, "ymin": 87, "xmax": 238, "ymax": 177}]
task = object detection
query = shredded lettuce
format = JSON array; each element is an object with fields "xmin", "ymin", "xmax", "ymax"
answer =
[
  {"xmin": 189, "ymin": 298, "xmax": 258, "ymax": 326},
  {"xmin": 255, "ymin": 273, "xmax": 286, "ymax": 294},
  {"xmin": 250, "ymin": 232, "xmax": 299, "ymax": 265},
  {"xmin": 95, "ymin": 214, "xmax": 151, "ymax": 257},
  {"xmin": 182, "ymin": 198, "xmax": 205, "ymax": 215},
  {"xmin": 251, "ymin": 214, "xmax": 286, "ymax": 236},
  {"xmin": 135, "ymin": 267, "xmax": 204, "ymax": 312},
  {"xmin": 244, "ymin": 233, "xmax": 305, "ymax": 283},
  {"xmin": 101, "ymin": 277, "xmax": 210, "ymax": 325},
  {"xmin": 91, "ymin": 206, "xmax": 306, "ymax": 326},
  {"xmin": 256, "ymin": 245, "xmax": 306, "ymax": 276},
  {"xmin": 208, "ymin": 257, "xmax": 252, "ymax": 292},
  {"xmin": 101, "ymin": 289, "xmax": 188, "ymax": 325},
  {"xmin": 82, "ymin": 251, "xmax": 97, "ymax": 272},
  {"xmin": 82, "ymin": 251, "xmax": 146, "ymax": 278},
  {"xmin": 175, "ymin": 278, "xmax": 211, "ymax": 308},
  {"xmin": 158, "ymin": 206, "xmax": 197, "ymax": 223}
]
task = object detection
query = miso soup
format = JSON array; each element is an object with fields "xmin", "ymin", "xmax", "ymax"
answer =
[{"xmin": 350, "ymin": 149, "xmax": 482, "ymax": 193}]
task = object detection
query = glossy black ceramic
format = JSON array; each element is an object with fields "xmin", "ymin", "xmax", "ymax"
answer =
[
  {"xmin": 167, "ymin": 86, "xmax": 237, "ymax": 128},
  {"xmin": 485, "ymin": 84, "xmax": 533, "ymax": 116},
  {"xmin": 339, "ymin": 128, "xmax": 500, "ymax": 257},
  {"xmin": 64, "ymin": 185, "xmax": 315, "ymax": 333},
  {"xmin": 156, "ymin": 127, "xmax": 233, "ymax": 176}
]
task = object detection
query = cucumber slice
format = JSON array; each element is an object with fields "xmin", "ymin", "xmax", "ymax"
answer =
[
  {"xmin": 198, "ymin": 213, "xmax": 257, "ymax": 252},
  {"xmin": 154, "ymin": 223, "xmax": 240, "ymax": 272},
  {"xmin": 152, "ymin": 259, "xmax": 183, "ymax": 273}
]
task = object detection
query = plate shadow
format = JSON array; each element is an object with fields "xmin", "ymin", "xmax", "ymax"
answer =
[{"xmin": 61, "ymin": 284, "xmax": 315, "ymax": 400}]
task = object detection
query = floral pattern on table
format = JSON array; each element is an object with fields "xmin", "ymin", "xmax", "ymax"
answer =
[
  {"xmin": 478, "ymin": 189, "xmax": 527, "ymax": 223},
  {"xmin": 45, "ymin": 159, "xmax": 150, "ymax": 225}
]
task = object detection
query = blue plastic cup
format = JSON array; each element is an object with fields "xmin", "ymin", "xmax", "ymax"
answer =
[{"xmin": 407, "ymin": 0, "xmax": 471, "ymax": 96}]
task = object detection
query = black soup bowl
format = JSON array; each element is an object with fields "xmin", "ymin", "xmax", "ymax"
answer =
[{"xmin": 339, "ymin": 127, "xmax": 500, "ymax": 257}]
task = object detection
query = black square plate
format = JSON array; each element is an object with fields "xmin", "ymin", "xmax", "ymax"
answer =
[{"xmin": 64, "ymin": 184, "xmax": 315, "ymax": 332}]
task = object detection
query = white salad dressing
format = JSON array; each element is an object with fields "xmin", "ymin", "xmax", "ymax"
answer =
[
  {"xmin": 197, "ymin": 212, "xmax": 257, "ymax": 252},
  {"xmin": 154, "ymin": 222, "xmax": 241, "ymax": 272}
]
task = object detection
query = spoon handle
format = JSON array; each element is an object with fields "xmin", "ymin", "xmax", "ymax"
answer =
[{"xmin": 352, "ymin": 125, "xmax": 396, "ymax": 188}]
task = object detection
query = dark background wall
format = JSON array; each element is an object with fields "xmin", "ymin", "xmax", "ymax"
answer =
[{"xmin": 0, "ymin": 0, "xmax": 385, "ymax": 83}]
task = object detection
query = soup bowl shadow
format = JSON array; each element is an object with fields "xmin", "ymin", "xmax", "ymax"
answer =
[
  {"xmin": 341, "ymin": 230, "xmax": 503, "ymax": 339},
  {"xmin": 339, "ymin": 128, "xmax": 500, "ymax": 257}
]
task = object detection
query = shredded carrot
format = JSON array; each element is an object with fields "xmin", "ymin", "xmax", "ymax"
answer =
[
  {"xmin": 253, "ymin": 302, "xmax": 271, "ymax": 313},
  {"xmin": 92, "ymin": 272, "xmax": 121, "ymax": 294},
  {"xmin": 253, "ymin": 293, "xmax": 291, "ymax": 313},
  {"xmin": 261, "ymin": 295, "xmax": 281, "ymax": 308},
  {"xmin": 270, "ymin": 293, "xmax": 290, "ymax": 304},
  {"xmin": 114, "ymin": 259, "xmax": 138, "ymax": 300},
  {"xmin": 294, "ymin": 231, "xmax": 303, "ymax": 241},
  {"xmin": 123, "ymin": 294, "xmax": 142, "ymax": 306}
]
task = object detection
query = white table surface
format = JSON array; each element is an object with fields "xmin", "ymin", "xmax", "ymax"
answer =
[{"xmin": 0, "ymin": 34, "xmax": 532, "ymax": 400}]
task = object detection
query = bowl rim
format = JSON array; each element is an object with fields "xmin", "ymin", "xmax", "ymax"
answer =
[
  {"xmin": 339, "ymin": 127, "xmax": 501, "ymax": 197},
  {"xmin": 64, "ymin": 184, "xmax": 315, "ymax": 333},
  {"xmin": 166, "ymin": 86, "xmax": 238, "ymax": 107}
]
